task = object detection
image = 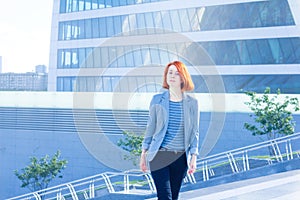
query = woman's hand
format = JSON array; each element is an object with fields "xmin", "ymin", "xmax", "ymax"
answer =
[
  {"xmin": 140, "ymin": 150, "xmax": 148, "ymax": 172},
  {"xmin": 188, "ymin": 154, "xmax": 197, "ymax": 174}
]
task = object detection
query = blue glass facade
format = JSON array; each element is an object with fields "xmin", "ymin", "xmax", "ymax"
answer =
[
  {"xmin": 58, "ymin": 1, "xmax": 294, "ymax": 41},
  {"xmin": 57, "ymin": 74, "xmax": 300, "ymax": 94},
  {"xmin": 59, "ymin": 0, "xmax": 168, "ymax": 13},
  {"xmin": 53, "ymin": 0, "xmax": 300, "ymax": 94},
  {"xmin": 57, "ymin": 38, "xmax": 300, "ymax": 69}
]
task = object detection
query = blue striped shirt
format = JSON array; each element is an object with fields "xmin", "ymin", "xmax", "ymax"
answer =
[{"xmin": 161, "ymin": 100, "xmax": 185, "ymax": 151}]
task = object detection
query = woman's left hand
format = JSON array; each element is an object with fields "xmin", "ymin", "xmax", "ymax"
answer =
[{"xmin": 188, "ymin": 154, "xmax": 197, "ymax": 174}]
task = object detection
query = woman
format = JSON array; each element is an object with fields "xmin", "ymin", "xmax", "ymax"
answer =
[{"xmin": 140, "ymin": 61, "xmax": 199, "ymax": 200}]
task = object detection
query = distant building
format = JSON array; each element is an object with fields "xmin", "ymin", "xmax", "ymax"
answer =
[
  {"xmin": 0, "ymin": 72, "xmax": 47, "ymax": 91},
  {"xmin": 0, "ymin": 56, "xmax": 2, "ymax": 73},
  {"xmin": 35, "ymin": 65, "xmax": 47, "ymax": 74}
]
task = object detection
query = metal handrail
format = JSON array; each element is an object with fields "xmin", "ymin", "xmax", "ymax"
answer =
[
  {"xmin": 7, "ymin": 170, "xmax": 155, "ymax": 200},
  {"xmin": 7, "ymin": 132, "xmax": 300, "ymax": 200},
  {"xmin": 198, "ymin": 132, "xmax": 300, "ymax": 181}
]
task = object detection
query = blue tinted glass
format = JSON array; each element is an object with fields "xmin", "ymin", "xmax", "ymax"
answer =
[
  {"xmin": 92, "ymin": 18, "xmax": 100, "ymax": 38},
  {"xmin": 72, "ymin": 0, "xmax": 79, "ymax": 12},
  {"xmin": 63, "ymin": 77, "xmax": 72, "ymax": 91},
  {"xmin": 57, "ymin": 50, "xmax": 64, "ymax": 68},
  {"xmin": 57, "ymin": 77, "xmax": 62, "ymax": 91},
  {"xmin": 145, "ymin": 12, "xmax": 155, "ymax": 34},
  {"xmin": 85, "ymin": 19, "xmax": 92, "ymax": 38},
  {"xmin": 71, "ymin": 49, "xmax": 79, "ymax": 68},
  {"xmin": 153, "ymin": 12, "xmax": 164, "ymax": 31},
  {"xmin": 85, "ymin": 48, "xmax": 94, "ymax": 68},
  {"xmin": 106, "ymin": 17, "xmax": 114, "ymax": 37},
  {"xmin": 59, "ymin": 0, "xmax": 295, "ymax": 40},
  {"xmin": 236, "ymin": 41, "xmax": 250, "ymax": 64},
  {"xmin": 169, "ymin": 10, "xmax": 181, "ymax": 32},
  {"xmin": 293, "ymin": 39, "xmax": 300, "ymax": 63},
  {"xmin": 85, "ymin": 0, "xmax": 92, "ymax": 10},
  {"xmin": 192, "ymin": 75, "xmax": 300, "ymax": 94},
  {"xmin": 57, "ymin": 38, "xmax": 300, "ymax": 69},
  {"xmin": 78, "ymin": 20, "xmax": 85, "ymax": 39},
  {"xmin": 99, "ymin": 18, "xmax": 107, "ymax": 37},
  {"xmin": 161, "ymin": 11, "xmax": 173, "ymax": 31},
  {"xmin": 178, "ymin": 9, "xmax": 191, "ymax": 32},
  {"xmin": 93, "ymin": 48, "xmax": 101, "ymax": 68},
  {"xmin": 150, "ymin": 48, "xmax": 161, "ymax": 64},
  {"xmin": 78, "ymin": 48, "xmax": 86, "ymax": 68},
  {"xmin": 124, "ymin": 51, "xmax": 135, "ymax": 67},
  {"xmin": 113, "ymin": 16, "xmax": 122, "ymax": 36},
  {"xmin": 268, "ymin": 39, "xmax": 282, "ymax": 64},
  {"xmin": 60, "ymin": 0, "xmax": 67, "ymax": 13},
  {"xmin": 103, "ymin": 77, "xmax": 112, "ymax": 92},
  {"xmin": 201, "ymin": 0, "xmax": 294, "ymax": 30},
  {"xmin": 279, "ymin": 38, "xmax": 296, "ymax": 64},
  {"xmin": 92, "ymin": 0, "xmax": 98, "ymax": 9},
  {"xmin": 99, "ymin": 0, "xmax": 105, "ymax": 8},
  {"xmin": 121, "ymin": 15, "xmax": 130, "ymax": 33},
  {"xmin": 133, "ymin": 49, "xmax": 143, "ymax": 66},
  {"xmin": 79, "ymin": 0, "xmax": 84, "ymax": 11},
  {"xmin": 117, "ymin": 47, "xmax": 126, "ymax": 67},
  {"xmin": 136, "ymin": 13, "xmax": 146, "ymax": 34}
]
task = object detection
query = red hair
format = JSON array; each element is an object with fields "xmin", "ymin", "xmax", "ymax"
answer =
[{"xmin": 162, "ymin": 61, "xmax": 194, "ymax": 91}]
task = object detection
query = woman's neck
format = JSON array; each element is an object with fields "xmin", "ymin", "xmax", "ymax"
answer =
[{"xmin": 169, "ymin": 88, "xmax": 183, "ymax": 102}]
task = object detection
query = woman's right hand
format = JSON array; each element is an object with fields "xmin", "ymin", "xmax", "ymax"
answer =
[{"xmin": 140, "ymin": 151, "xmax": 147, "ymax": 172}]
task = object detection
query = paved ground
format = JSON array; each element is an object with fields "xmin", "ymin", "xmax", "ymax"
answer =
[{"xmin": 146, "ymin": 169, "xmax": 300, "ymax": 200}]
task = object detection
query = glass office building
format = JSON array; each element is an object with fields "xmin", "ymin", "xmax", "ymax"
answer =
[{"xmin": 49, "ymin": 0, "xmax": 300, "ymax": 94}]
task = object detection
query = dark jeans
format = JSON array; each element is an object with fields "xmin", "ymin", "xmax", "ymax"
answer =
[{"xmin": 150, "ymin": 150, "xmax": 188, "ymax": 200}]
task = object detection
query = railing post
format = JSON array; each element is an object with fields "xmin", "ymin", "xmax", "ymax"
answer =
[
  {"xmin": 56, "ymin": 189, "xmax": 62, "ymax": 200},
  {"xmin": 286, "ymin": 139, "xmax": 293, "ymax": 160},
  {"xmin": 124, "ymin": 174, "xmax": 129, "ymax": 193},
  {"xmin": 33, "ymin": 193, "xmax": 41, "ymax": 200},
  {"xmin": 202, "ymin": 161, "xmax": 209, "ymax": 181},
  {"xmin": 271, "ymin": 141, "xmax": 283, "ymax": 162},
  {"xmin": 89, "ymin": 180, "xmax": 95, "ymax": 198},
  {"xmin": 101, "ymin": 173, "xmax": 115, "ymax": 193},
  {"xmin": 242, "ymin": 150, "xmax": 250, "ymax": 171},
  {"xmin": 66, "ymin": 184, "xmax": 79, "ymax": 200},
  {"xmin": 227, "ymin": 153, "xmax": 239, "ymax": 173},
  {"xmin": 144, "ymin": 173, "xmax": 156, "ymax": 192}
]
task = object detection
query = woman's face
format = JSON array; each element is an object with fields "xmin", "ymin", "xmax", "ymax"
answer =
[{"xmin": 166, "ymin": 65, "xmax": 182, "ymax": 89}]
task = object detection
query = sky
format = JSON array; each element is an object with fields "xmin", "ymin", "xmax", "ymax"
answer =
[{"xmin": 0, "ymin": 0, "xmax": 53, "ymax": 73}]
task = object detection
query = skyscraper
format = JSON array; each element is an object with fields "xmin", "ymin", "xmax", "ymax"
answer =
[{"xmin": 49, "ymin": 0, "xmax": 300, "ymax": 94}]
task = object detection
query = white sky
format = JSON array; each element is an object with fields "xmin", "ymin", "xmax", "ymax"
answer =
[{"xmin": 0, "ymin": 0, "xmax": 53, "ymax": 73}]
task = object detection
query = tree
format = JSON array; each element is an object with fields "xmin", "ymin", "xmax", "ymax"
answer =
[
  {"xmin": 14, "ymin": 150, "xmax": 68, "ymax": 192},
  {"xmin": 117, "ymin": 131, "xmax": 143, "ymax": 166},
  {"xmin": 244, "ymin": 87, "xmax": 299, "ymax": 141}
]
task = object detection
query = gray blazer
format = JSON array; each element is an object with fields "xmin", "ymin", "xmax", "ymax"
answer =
[{"xmin": 142, "ymin": 91, "xmax": 200, "ymax": 162}]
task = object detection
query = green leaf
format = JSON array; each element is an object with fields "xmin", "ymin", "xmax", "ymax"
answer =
[
  {"xmin": 244, "ymin": 87, "xmax": 299, "ymax": 143},
  {"xmin": 14, "ymin": 150, "xmax": 68, "ymax": 192}
]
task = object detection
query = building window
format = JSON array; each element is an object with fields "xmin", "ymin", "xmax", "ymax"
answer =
[
  {"xmin": 58, "ymin": 0, "xmax": 294, "ymax": 40},
  {"xmin": 60, "ymin": 0, "xmax": 169, "ymax": 13}
]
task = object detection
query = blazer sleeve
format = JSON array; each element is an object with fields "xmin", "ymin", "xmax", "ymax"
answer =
[
  {"xmin": 141, "ymin": 96, "xmax": 157, "ymax": 151},
  {"xmin": 189, "ymin": 99, "xmax": 200, "ymax": 155}
]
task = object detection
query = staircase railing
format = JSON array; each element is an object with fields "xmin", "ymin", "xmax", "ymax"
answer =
[
  {"xmin": 197, "ymin": 132, "xmax": 300, "ymax": 182},
  {"xmin": 7, "ymin": 132, "xmax": 300, "ymax": 200}
]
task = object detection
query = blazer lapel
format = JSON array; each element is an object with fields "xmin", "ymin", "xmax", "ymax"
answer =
[
  {"xmin": 160, "ymin": 91, "xmax": 169, "ymax": 124},
  {"xmin": 183, "ymin": 93, "xmax": 191, "ymax": 148}
]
